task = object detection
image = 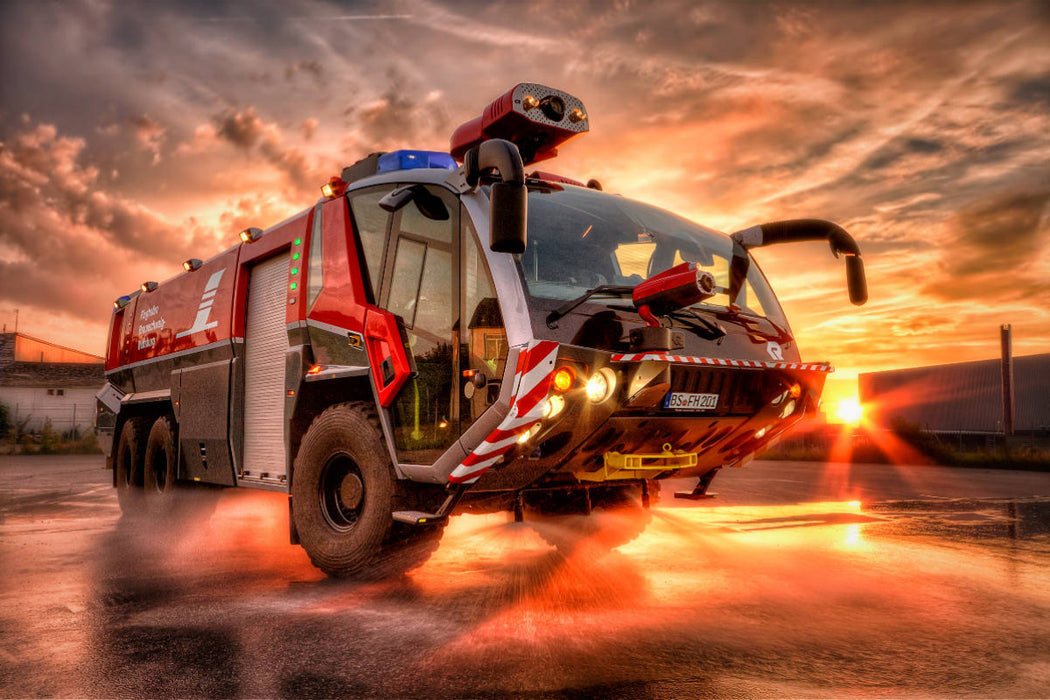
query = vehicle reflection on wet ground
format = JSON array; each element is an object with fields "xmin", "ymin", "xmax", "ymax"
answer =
[{"xmin": 1, "ymin": 456, "xmax": 1048, "ymax": 698}]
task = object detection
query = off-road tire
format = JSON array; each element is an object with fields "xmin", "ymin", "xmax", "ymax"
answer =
[
  {"xmin": 292, "ymin": 402, "xmax": 445, "ymax": 579},
  {"xmin": 143, "ymin": 415, "xmax": 180, "ymax": 516},
  {"xmin": 115, "ymin": 417, "xmax": 150, "ymax": 515}
]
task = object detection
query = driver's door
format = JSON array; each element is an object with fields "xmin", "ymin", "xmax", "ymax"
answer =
[{"xmin": 379, "ymin": 186, "xmax": 459, "ymax": 465}]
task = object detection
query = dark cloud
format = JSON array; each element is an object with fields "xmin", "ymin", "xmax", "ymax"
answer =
[
  {"xmin": 0, "ymin": 118, "xmax": 227, "ymax": 325},
  {"xmin": 919, "ymin": 189, "xmax": 1050, "ymax": 302},
  {"xmin": 215, "ymin": 108, "xmax": 265, "ymax": 149},
  {"xmin": 129, "ymin": 114, "xmax": 165, "ymax": 163},
  {"xmin": 0, "ymin": 122, "xmax": 192, "ymax": 261},
  {"xmin": 1010, "ymin": 72, "xmax": 1050, "ymax": 106},
  {"xmin": 214, "ymin": 107, "xmax": 324, "ymax": 190},
  {"xmin": 351, "ymin": 73, "xmax": 450, "ymax": 149},
  {"xmin": 861, "ymin": 138, "xmax": 944, "ymax": 171},
  {"xmin": 946, "ymin": 190, "xmax": 1050, "ymax": 274}
]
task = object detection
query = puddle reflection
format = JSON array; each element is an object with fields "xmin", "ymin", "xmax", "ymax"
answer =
[{"xmin": 74, "ymin": 493, "xmax": 1050, "ymax": 697}]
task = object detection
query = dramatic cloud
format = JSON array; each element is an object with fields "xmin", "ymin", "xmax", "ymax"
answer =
[
  {"xmin": 0, "ymin": 0, "xmax": 1047, "ymax": 369},
  {"xmin": 130, "ymin": 114, "xmax": 166, "ymax": 164}
]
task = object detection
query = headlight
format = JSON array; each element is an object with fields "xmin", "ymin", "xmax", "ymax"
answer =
[
  {"xmin": 517, "ymin": 423, "xmax": 542, "ymax": 445},
  {"xmin": 543, "ymin": 395, "xmax": 565, "ymax": 419},
  {"xmin": 585, "ymin": 368, "xmax": 616, "ymax": 403}
]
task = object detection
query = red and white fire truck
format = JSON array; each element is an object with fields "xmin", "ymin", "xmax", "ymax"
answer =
[{"xmin": 97, "ymin": 83, "xmax": 867, "ymax": 577}]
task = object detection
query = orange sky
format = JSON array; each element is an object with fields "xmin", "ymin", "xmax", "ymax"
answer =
[{"xmin": 1, "ymin": 1, "xmax": 1047, "ymax": 412}]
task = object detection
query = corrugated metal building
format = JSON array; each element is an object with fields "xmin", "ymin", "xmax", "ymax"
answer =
[
  {"xmin": 0, "ymin": 333, "xmax": 105, "ymax": 433},
  {"xmin": 859, "ymin": 353, "xmax": 1050, "ymax": 435}
]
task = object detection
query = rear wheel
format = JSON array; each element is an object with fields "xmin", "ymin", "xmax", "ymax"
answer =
[
  {"xmin": 292, "ymin": 403, "xmax": 445, "ymax": 579},
  {"xmin": 114, "ymin": 418, "xmax": 149, "ymax": 515},
  {"xmin": 143, "ymin": 415, "xmax": 179, "ymax": 515}
]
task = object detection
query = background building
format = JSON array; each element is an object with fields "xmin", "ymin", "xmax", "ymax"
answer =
[
  {"xmin": 859, "ymin": 353, "xmax": 1050, "ymax": 441},
  {"xmin": 0, "ymin": 333, "xmax": 105, "ymax": 434}
]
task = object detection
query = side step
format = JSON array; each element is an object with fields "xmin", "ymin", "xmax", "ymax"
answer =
[
  {"xmin": 392, "ymin": 510, "xmax": 444, "ymax": 525},
  {"xmin": 392, "ymin": 483, "xmax": 467, "ymax": 526}
]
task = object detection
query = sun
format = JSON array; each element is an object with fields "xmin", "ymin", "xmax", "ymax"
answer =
[{"xmin": 835, "ymin": 399, "xmax": 865, "ymax": 426}]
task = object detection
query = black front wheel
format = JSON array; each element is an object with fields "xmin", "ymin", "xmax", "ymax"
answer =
[{"xmin": 292, "ymin": 403, "xmax": 444, "ymax": 578}]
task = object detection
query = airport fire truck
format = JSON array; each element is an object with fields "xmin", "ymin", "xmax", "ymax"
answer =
[{"xmin": 97, "ymin": 83, "xmax": 867, "ymax": 577}]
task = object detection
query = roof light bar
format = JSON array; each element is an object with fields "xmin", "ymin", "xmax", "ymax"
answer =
[{"xmin": 377, "ymin": 150, "xmax": 457, "ymax": 174}]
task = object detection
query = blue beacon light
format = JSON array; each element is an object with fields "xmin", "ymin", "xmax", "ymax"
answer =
[{"xmin": 377, "ymin": 150, "xmax": 458, "ymax": 173}]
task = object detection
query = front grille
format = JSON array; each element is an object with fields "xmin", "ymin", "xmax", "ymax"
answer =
[{"xmin": 668, "ymin": 366, "xmax": 764, "ymax": 414}]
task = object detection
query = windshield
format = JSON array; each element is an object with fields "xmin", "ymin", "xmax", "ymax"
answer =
[{"xmin": 517, "ymin": 186, "xmax": 787, "ymax": 325}]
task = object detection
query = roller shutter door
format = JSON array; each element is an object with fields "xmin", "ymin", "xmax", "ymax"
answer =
[{"xmin": 242, "ymin": 254, "xmax": 290, "ymax": 477}]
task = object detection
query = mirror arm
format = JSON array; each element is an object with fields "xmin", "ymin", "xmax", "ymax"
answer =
[
  {"xmin": 731, "ymin": 219, "xmax": 860, "ymax": 257},
  {"xmin": 730, "ymin": 219, "xmax": 868, "ymax": 306}
]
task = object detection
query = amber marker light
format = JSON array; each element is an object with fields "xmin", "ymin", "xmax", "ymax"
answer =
[
  {"xmin": 552, "ymin": 367, "xmax": 575, "ymax": 392},
  {"xmin": 183, "ymin": 258, "xmax": 203, "ymax": 272},
  {"xmin": 321, "ymin": 176, "xmax": 347, "ymax": 199},
  {"xmin": 240, "ymin": 227, "xmax": 263, "ymax": 243}
]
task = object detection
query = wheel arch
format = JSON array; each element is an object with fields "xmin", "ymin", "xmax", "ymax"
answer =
[
  {"xmin": 111, "ymin": 398, "xmax": 175, "ymax": 485},
  {"xmin": 288, "ymin": 374, "xmax": 376, "ymax": 489}
]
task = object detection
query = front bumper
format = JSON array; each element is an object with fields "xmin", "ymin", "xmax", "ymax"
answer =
[{"xmin": 469, "ymin": 347, "xmax": 830, "ymax": 491}]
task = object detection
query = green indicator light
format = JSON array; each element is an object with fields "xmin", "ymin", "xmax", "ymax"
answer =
[
  {"xmin": 291, "ymin": 267, "xmax": 299, "ymax": 275},
  {"xmin": 290, "ymin": 282, "xmax": 298, "ymax": 291},
  {"xmin": 292, "ymin": 252, "xmax": 300, "ymax": 261},
  {"xmin": 294, "ymin": 238, "xmax": 302, "ymax": 246}
]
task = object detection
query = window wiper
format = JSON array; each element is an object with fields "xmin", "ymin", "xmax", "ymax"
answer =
[
  {"xmin": 708, "ymin": 306, "xmax": 793, "ymax": 344},
  {"xmin": 546, "ymin": 285, "xmax": 633, "ymax": 327},
  {"xmin": 664, "ymin": 307, "xmax": 727, "ymax": 342}
]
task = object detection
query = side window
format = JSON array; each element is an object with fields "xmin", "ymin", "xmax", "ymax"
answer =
[
  {"xmin": 382, "ymin": 186, "xmax": 457, "ymax": 465},
  {"xmin": 347, "ymin": 188, "xmax": 392, "ymax": 298},
  {"xmin": 306, "ymin": 204, "xmax": 323, "ymax": 309},
  {"xmin": 461, "ymin": 212, "xmax": 507, "ymax": 429}
]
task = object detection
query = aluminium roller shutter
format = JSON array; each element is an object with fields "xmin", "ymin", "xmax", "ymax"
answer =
[{"xmin": 242, "ymin": 253, "xmax": 290, "ymax": 477}]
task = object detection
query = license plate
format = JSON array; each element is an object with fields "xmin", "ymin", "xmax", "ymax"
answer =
[{"xmin": 663, "ymin": 392, "xmax": 720, "ymax": 410}]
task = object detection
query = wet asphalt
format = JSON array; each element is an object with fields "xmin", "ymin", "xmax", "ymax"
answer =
[{"xmin": 1, "ymin": 455, "xmax": 1048, "ymax": 698}]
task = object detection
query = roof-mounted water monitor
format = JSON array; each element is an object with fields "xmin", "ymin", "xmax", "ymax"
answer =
[{"xmin": 449, "ymin": 83, "xmax": 589, "ymax": 165}]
